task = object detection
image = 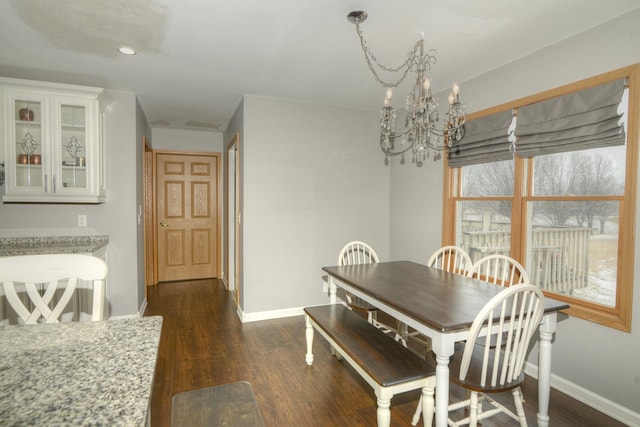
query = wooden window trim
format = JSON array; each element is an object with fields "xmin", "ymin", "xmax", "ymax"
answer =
[{"xmin": 443, "ymin": 64, "xmax": 639, "ymax": 332}]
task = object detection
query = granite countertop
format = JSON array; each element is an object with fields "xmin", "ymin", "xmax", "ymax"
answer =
[
  {"xmin": 0, "ymin": 234, "xmax": 108, "ymax": 256},
  {"xmin": 0, "ymin": 316, "xmax": 163, "ymax": 426}
]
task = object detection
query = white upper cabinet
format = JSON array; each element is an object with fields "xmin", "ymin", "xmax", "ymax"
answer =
[{"xmin": 1, "ymin": 77, "xmax": 106, "ymax": 203}]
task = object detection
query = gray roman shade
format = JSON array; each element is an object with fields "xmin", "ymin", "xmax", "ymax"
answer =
[
  {"xmin": 447, "ymin": 109, "xmax": 514, "ymax": 168},
  {"xmin": 514, "ymin": 79, "xmax": 626, "ymax": 158}
]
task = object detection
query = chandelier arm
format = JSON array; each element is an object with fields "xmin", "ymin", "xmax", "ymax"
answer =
[
  {"xmin": 382, "ymin": 126, "xmax": 414, "ymax": 140},
  {"xmin": 380, "ymin": 139, "xmax": 414, "ymax": 156},
  {"xmin": 381, "ymin": 137, "xmax": 450, "ymax": 156},
  {"xmin": 382, "ymin": 115, "xmax": 456, "ymax": 150}
]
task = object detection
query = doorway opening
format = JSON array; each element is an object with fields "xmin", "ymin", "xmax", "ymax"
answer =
[{"xmin": 225, "ymin": 134, "xmax": 241, "ymax": 306}]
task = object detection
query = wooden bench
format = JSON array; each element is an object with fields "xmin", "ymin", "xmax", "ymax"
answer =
[{"xmin": 304, "ymin": 304, "xmax": 436, "ymax": 427}]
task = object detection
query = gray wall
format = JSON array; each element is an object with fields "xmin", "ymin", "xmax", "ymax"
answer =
[
  {"xmin": 151, "ymin": 127, "xmax": 223, "ymax": 153},
  {"xmin": 0, "ymin": 89, "xmax": 149, "ymax": 317},
  {"xmin": 389, "ymin": 158, "xmax": 444, "ymax": 263},
  {"xmin": 389, "ymin": 10, "xmax": 640, "ymax": 417},
  {"xmin": 235, "ymin": 95, "xmax": 390, "ymax": 315}
]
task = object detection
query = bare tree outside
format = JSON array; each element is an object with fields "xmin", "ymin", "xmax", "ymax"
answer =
[
  {"xmin": 462, "ymin": 151, "xmax": 623, "ymax": 231},
  {"xmin": 533, "ymin": 151, "xmax": 623, "ymax": 232},
  {"xmin": 462, "ymin": 159, "xmax": 513, "ymax": 219}
]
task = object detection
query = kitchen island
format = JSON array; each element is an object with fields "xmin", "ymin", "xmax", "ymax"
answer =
[{"xmin": 0, "ymin": 316, "xmax": 162, "ymax": 426}]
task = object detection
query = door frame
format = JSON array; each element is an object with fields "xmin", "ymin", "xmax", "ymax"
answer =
[
  {"xmin": 145, "ymin": 149, "xmax": 222, "ymax": 284},
  {"xmin": 225, "ymin": 133, "xmax": 241, "ymax": 306},
  {"xmin": 142, "ymin": 137, "xmax": 155, "ymax": 288}
]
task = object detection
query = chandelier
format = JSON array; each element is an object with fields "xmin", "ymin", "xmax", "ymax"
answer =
[{"xmin": 348, "ymin": 11, "xmax": 466, "ymax": 166}]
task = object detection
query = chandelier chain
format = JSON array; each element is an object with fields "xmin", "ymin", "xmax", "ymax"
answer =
[{"xmin": 355, "ymin": 23, "xmax": 422, "ymax": 88}]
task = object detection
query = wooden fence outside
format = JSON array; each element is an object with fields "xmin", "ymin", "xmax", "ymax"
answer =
[{"xmin": 461, "ymin": 227, "xmax": 591, "ymax": 293}]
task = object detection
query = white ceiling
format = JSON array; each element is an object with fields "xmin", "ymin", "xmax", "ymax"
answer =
[{"xmin": 1, "ymin": 0, "xmax": 639, "ymax": 132}]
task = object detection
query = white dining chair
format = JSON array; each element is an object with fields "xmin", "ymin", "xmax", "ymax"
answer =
[
  {"xmin": 337, "ymin": 241, "xmax": 381, "ymax": 323},
  {"xmin": 467, "ymin": 254, "xmax": 530, "ymax": 287},
  {"xmin": 427, "ymin": 245, "xmax": 473, "ymax": 276},
  {"xmin": 336, "ymin": 241, "xmax": 400, "ymax": 338},
  {"xmin": 412, "ymin": 251, "xmax": 529, "ymax": 422},
  {"xmin": 0, "ymin": 254, "xmax": 108, "ymax": 324},
  {"xmin": 413, "ymin": 283, "xmax": 545, "ymax": 427},
  {"xmin": 466, "ymin": 253, "xmax": 532, "ymax": 353},
  {"xmin": 404, "ymin": 246, "xmax": 473, "ymax": 348}
]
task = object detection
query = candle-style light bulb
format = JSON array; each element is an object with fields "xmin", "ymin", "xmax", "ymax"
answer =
[
  {"xmin": 386, "ymin": 88, "xmax": 393, "ymax": 100},
  {"xmin": 448, "ymin": 93, "xmax": 455, "ymax": 105},
  {"xmin": 452, "ymin": 83, "xmax": 460, "ymax": 103},
  {"xmin": 423, "ymin": 78, "xmax": 431, "ymax": 91},
  {"xmin": 384, "ymin": 97, "xmax": 390, "ymax": 107}
]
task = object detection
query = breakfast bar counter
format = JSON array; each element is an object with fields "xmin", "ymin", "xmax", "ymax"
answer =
[
  {"xmin": 0, "ymin": 316, "xmax": 162, "ymax": 426},
  {"xmin": 0, "ymin": 234, "xmax": 109, "ymax": 256}
]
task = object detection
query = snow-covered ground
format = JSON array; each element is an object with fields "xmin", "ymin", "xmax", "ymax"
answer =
[{"xmin": 571, "ymin": 234, "xmax": 617, "ymax": 307}]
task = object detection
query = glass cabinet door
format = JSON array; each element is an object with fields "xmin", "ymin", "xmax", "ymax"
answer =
[
  {"xmin": 13, "ymin": 98, "xmax": 45, "ymax": 189},
  {"xmin": 2, "ymin": 78, "xmax": 105, "ymax": 203},
  {"xmin": 58, "ymin": 104, "xmax": 87, "ymax": 191}
]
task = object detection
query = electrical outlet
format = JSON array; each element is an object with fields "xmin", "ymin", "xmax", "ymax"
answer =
[{"xmin": 78, "ymin": 215, "xmax": 87, "ymax": 227}]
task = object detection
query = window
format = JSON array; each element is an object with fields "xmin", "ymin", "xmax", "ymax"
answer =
[{"xmin": 443, "ymin": 65, "xmax": 638, "ymax": 331}]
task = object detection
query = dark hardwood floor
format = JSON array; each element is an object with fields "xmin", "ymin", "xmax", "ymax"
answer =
[{"xmin": 144, "ymin": 279, "xmax": 625, "ymax": 427}]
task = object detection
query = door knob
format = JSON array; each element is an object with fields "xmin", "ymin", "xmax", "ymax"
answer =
[{"xmin": 160, "ymin": 222, "xmax": 168, "ymax": 227}]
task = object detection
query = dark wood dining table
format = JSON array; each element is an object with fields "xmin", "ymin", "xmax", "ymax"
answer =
[{"xmin": 323, "ymin": 260, "xmax": 569, "ymax": 427}]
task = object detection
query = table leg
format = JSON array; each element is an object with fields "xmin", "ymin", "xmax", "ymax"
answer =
[
  {"xmin": 376, "ymin": 394, "xmax": 392, "ymax": 427},
  {"xmin": 537, "ymin": 312, "xmax": 557, "ymax": 427},
  {"xmin": 434, "ymin": 354, "xmax": 451, "ymax": 427},
  {"xmin": 327, "ymin": 277, "xmax": 338, "ymax": 356},
  {"xmin": 329, "ymin": 277, "xmax": 337, "ymax": 305},
  {"xmin": 430, "ymin": 337, "xmax": 454, "ymax": 427},
  {"xmin": 305, "ymin": 315, "xmax": 314, "ymax": 365}
]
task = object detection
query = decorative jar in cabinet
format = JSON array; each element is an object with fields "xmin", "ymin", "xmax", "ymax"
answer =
[{"xmin": 0, "ymin": 77, "xmax": 106, "ymax": 203}]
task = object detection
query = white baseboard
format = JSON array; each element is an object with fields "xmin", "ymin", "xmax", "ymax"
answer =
[
  {"xmin": 525, "ymin": 362, "xmax": 640, "ymax": 426},
  {"xmin": 103, "ymin": 299, "xmax": 147, "ymax": 320},
  {"xmin": 138, "ymin": 298, "xmax": 148, "ymax": 318},
  {"xmin": 240, "ymin": 302, "xmax": 350, "ymax": 323},
  {"xmin": 241, "ymin": 306, "xmax": 305, "ymax": 323}
]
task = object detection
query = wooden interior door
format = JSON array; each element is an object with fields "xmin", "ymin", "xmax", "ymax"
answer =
[{"xmin": 156, "ymin": 152, "xmax": 219, "ymax": 282}]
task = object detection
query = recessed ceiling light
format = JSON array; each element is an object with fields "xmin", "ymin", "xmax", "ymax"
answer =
[{"xmin": 118, "ymin": 46, "xmax": 137, "ymax": 55}]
